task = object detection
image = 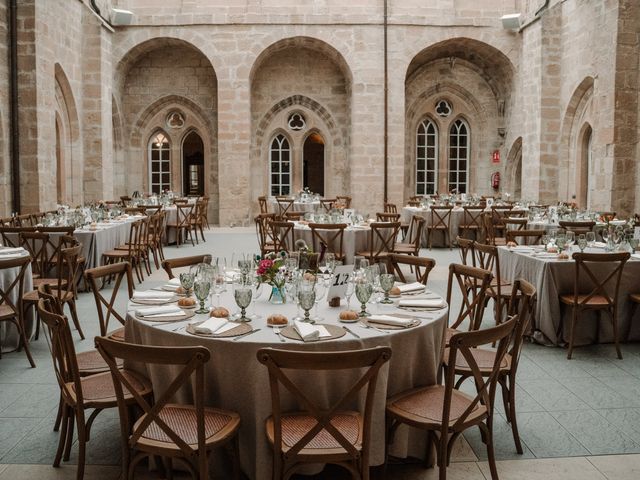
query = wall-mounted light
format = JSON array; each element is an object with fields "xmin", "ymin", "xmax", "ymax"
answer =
[
  {"xmin": 111, "ymin": 8, "xmax": 134, "ymax": 26},
  {"xmin": 501, "ymin": 13, "xmax": 521, "ymax": 30}
]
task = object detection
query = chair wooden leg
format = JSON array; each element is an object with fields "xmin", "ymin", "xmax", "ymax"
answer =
[
  {"xmin": 76, "ymin": 413, "xmax": 87, "ymax": 480},
  {"xmin": 438, "ymin": 430, "xmax": 448, "ymax": 480},
  {"xmin": 482, "ymin": 422, "xmax": 499, "ymax": 480},
  {"xmin": 231, "ymin": 434, "xmax": 241, "ymax": 480},
  {"xmin": 53, "ymin": 395, "xmax": 64, "ymax": 431},
  {"xmin": 609, "ymin": 309, "xmax": 623, "ymax": 360},
  {"xmin": 53, "ymin": 406, "xmax": 69, "ymax": 467},
  {"xmin": 66, "ymin": 300, "xmax": 85, "ymax": 340},
  {"xmin": 17, "ymin": 315, "xmax": 36, "ymax": 368},
  {"xmin": 567, "ymin": 307, "xmax": 578, "ymax": 359},
  {"xmin": 508, "ymin": 377, "xmax": 524, "ymax": 454},
  {"xmin": 63, "ymin": 410, "xmax": 75, "ymax": 461}
]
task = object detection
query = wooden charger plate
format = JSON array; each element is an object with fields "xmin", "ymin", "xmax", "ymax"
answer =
[
  {"xmin": 281, "ymin": 323, "xmax": 346, "ymax": 342},
  {"xmin": 130, "ymin": 296, "xmax": 179, "ymax": 305},
  {"xmin": 185, "ymin": 320, "xmax": 251, "ymax": 338},
  {"xmin": 363, "ymin": 314, "xmax": 421, "ymax": 330},
  {"xmin": 135, "ymin": 309, "xmax": 195, "ymax": 323}
]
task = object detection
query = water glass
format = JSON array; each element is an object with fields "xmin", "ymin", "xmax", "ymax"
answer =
[
  {"xmin": 541, "ymin": 234, "xmax": 549, "ymax": 250},
  {"xmin": 312, "ymin": 278, "xmax": 327, "ymax": 321},
  {"xmin": 355, "ymin": 281, "xmax": 373, "ymax": 317},
  {"xmin": 233, "ymin": 284, "xmax": 253, "ymax": 322},
  {"xmin": 298, "ymin": 289, "xmax": 316, "ymax": 323},
  {"xmin": 194, "ymin": 280, "xmax": 211, "ymax": 314},
  {"xmin": 577, "ymin": 234, "xmax": 587, "ymax": 253},
  {"xmin": 586, "ymin": 231, "xmax": 596, "ymax": 247},
  {"xmin": 179, "ymin": 272, "xmax": 195, "ymax": 296},
  {"xmin": 379, "ymin": 273, "xmax": 395, "ymax": 304},
  {"xmin": 345, "ymin": 276, "xmax": 355, "ymax": 309},
  {"xmin": 565, "ymin": 231, "xmax": 575, "ymax": 250}
]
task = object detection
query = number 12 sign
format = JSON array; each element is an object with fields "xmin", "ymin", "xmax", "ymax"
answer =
[{"xmin": 326, "ymin": 264, "xmax": 355, "ymax": 302}]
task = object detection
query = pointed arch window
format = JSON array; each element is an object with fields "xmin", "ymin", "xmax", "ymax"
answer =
[
  {"xmin": 269, "ymin": 134, "xmax": 291, "ymax": 196},
  {"xmin": 416, "ymin": 119, "xmax": 438, "ymax": 195},
  {"xmin": 149, "ymin": 132, "xmax": 171, "ymax": 194},
  {"xmin": 448, "ymin": 119, "xmax": 469, "ymax": 194}
]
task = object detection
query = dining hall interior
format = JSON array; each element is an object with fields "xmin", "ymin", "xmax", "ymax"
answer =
[{"xmin": 1, "ymin": 0, "xmax": 640, "ymax": 479}]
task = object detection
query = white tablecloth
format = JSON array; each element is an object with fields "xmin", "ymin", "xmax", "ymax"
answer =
[
  {"xmin": 269, "ymin": 199, "xmax": 321, "ymax": 214},
  {"xmin": 0, "ymin": 253, "xmax": 33, "ymax": 352},
  {"xmin": 74, "ymin": 216, "xmax": 144, "ymax": 268},
  {"xmin": 125, "ymin": 290, "xmax": 448, "ymax": 480},
  {"xmin": 292, "ymin": 224, "xmax": 370, "ymax": 263}
]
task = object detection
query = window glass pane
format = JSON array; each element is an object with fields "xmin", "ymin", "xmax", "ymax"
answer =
[
  {"xmin": 152, "ymin": 173, "xmax": 159, "ymax": 183},
  {"xmin": 269, "ymin": 134, "xmax": 291, "ymax": 195},
  {"xmin": 416, "ymin": 119, "xmax": 438, "ymax": 196}
]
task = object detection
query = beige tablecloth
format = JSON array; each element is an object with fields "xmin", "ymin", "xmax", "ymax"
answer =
[
  {"xmin": 269, "ymin": 199, "xmax": 320, "ymax": 214},
  {"xmin": 498, "ymin": 246, "xmax": 640, "ymax": 345},
  {"xmin": 0, "ymin": 253, "xmax": 33, "ymax": 352},
  {"xmin": 125, "ymin": 291, "xmax": 448, "ymax": 480},
  {"xmin": 293, "ymin": 224, "xmax": 370, "ymax": 264},
  {"xmin": 74, "ymin": 216, "xmax": 142, "ymax": 268}
]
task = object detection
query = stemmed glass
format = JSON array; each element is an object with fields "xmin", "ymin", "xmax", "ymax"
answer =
[
  {"xmin": 233, "ymin": 280, "xmax": 253, "ymax": 322},
  {"xmin": 355, "ymin": 278, "xmax": 373, "ymax": 317},
  {"xmin": 541, "ymin": 234, "xmax": 549, "ymax": 251},
  {"xmin": 212, "ymin": 271, "xmax": 226, "ymax": 308},
  {"xmin": 379, "ymin": 273, "xmax": 395, "ymax": 304},
  {"xmin": 555, "ymin": 234, "xmax": 566, "ymax": 253},
  {"xmin": 565, "ymin": 231, "xmax": 575, "ymax": 251},
  {"xmin": 577, "ymin": 234, "xmax": 587, "ymax": 253},
  {"xmin": 193, "ymin": 279, "xmax": 211, "ymax": 314},
  {"xmin": 345, "ymin": 275, "xmax": 355, "ymax": 310},
  {"xmin": 249, "ymin": 273, "xmax": 264, "ymax": 320},
  {"xmin": 179, "ymin": 272, "xmax": 195, "ymax": 296},
  {"xmin": 586, "ymin": 231, "xmax": 596, "ymax": 248},
  {"xmin": 312, "ymin": 277, "xmax": 327, "ymax": 321},
  {"xmin": 286, "ymin": 272, "xmax": 303, "ymax": 321},
  {"xmin": 298, "ymin": 288, "xmax": 316, "ymax": 323},
  {"xmin": 324, "ymin": 253, "xmax": 336, "ymax": 278}
]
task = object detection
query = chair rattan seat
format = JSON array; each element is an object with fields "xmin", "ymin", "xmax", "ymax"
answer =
[
  {"xmin": 109, "ymin": 327, "xmax": 125, "ymax": 342},
  {"xmin": 33, "ymin": 277, "xmax": 68, "ymax": 288},
  {"xmin": 77, "ymin": 349, "xmax": 122, "ymax": 375},
  {"xmin": 443, "ymin": 348, "xmax": 511, "ymax": 372},
  {"xmin": 0, "ymin": 304, "xmax": 16, "ymax": 319},
  {"xmin": 559, "ymin": 293, "xmax": 610, "ymax": 306},
  {"xmin": 387, "ymin": 385, "xmax": 486, "ymax": 427},
  {"xmin": 69, "ymin": 369, "xmax": 151, "ymax": 405},
  {"xmin": 266, "ymin": 412, "xmax": 362, "ymax": 453},
  {"xmin": 135, "ymin": 404, "xmax": 240, "ymax": 448}
]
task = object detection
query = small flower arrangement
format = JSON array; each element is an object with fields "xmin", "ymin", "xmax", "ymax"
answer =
[{"xmin": 255, "ymin": 251, "xmax": 287, "ymax": 303}]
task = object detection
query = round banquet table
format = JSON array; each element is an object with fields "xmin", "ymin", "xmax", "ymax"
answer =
[
  {"xmin": 269, "ymin": 198, "xmax": 321, "ymax": 214},
  {"xmin": 125, "ymin": 290, "xmax": 448, "ymax": 480},
  {"xmin": 401, "ymin": 206, "xmax": 466, "ymax": 247},
  {"xmin": 292, "ymin": 222, "xmax": 370, "ymax": 263},
  {"xmin": 0, "ymin": 251, "xmax": 33, "ymax": 352}
]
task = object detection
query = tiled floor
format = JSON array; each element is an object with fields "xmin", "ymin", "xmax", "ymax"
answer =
[{"xmin": 1, "ymin": 227, "xmax": 640, "ymax": 479}]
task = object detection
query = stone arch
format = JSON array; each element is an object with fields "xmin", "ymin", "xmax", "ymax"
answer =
[
  {"xmin": 250, "ymin": 36, "xmax": 352, "ymax": 208},
  {"xmin": 505, "ymin": 137, "xmax": 523, "ymax": 199},
  {"xmin": 558, "ymin": 77, "xmax": 595, "ymax": 203},
  {"xmin": 53, "ymin": 63, "xmax": 82, "ymax": 205}
]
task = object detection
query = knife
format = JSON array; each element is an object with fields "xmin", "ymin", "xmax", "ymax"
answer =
[
  {"xmin": 343, "ymin": 326, "xmax": 360, "ymax": 338},
  {"xmin": 233, "ymin": 328, "xmax": 262, "ymax": 341}
]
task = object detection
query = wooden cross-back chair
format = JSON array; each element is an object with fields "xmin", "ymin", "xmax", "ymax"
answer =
[
  {"xmin": 190, "ymin": 199, "xmax": 207, "ymax": 243},
  {"xmin": 474, "ymin": 242, "xmax": 512, "ymax": 326},
  {"xmin": 386, "ymin": 317, "xmax": 517, "ymax": 480},
  {"xmin": 407, "ymin": 200, "xmax": 421, "ymax": 207},
  {"xmin": 456, "ymin": 237, "xmax": 475, "ymax": 267},
  {"xmin": 409, "ymin": 195, "xmax": 423, "ymax": 203},
  {"xmin": 427, "ymin": 205, "xmax": 454, "ymax": 249},
  {"xmin": 95, "ymin": 338, "xmax": 241, "ymax": 480},
  {"xmin": 558, "ymin": 221, "xmax": 595, "ymax": 236},
  {"xmin": 336, "ymin": 195, "xmax": 352, "ymax": 208},
  {"xmin": 356, "ymin": 221, "xmax": 400, "ymax": 262},
  {"xmin": 482, "ymin": 213, "xmax": 506, "ymax": 246},
  {"xmin": 508, "ymin": 209, "xmax": 527, "ymax": 218},
  {"xmin": 0, "ymin": 226, "xmax": 32, "ymax": 247},
  {"xmin": 284, "ymin": 211, "xmax": 305, "ymax": 221},
  {"xmin": 445, "ymin": 263, "xmax": 493, "ymax": 345},
  {"xmin": 309, "ymin": 223, "xmax": 347, "ymax": 261},
  {"xmin": 147, "ymin": 211, "xmax": 166, "ymax": 269},
  {"xmin": 161, "ymin": 254, "xmax": 211, "ymax": 280},
  {"xmin": 14, "ymin": 213, "xmax": 34, "ymax": 227},
  {"xmin": 276, "ymin": 199, "xmax": 294, "ymax": 220},
  {"xmin": 255, "ymin": 213, "xmax": 276, "ymax": 256},
  {"xmin": 84, "ymin": 262, "xmax": 134, "ymax": 342},
  {"xmin": 167, "ymin": 203, "xmax": 195, "ymax": 247},
  {"xmin": 319, "ymin": 198, "xmax": 336, "ymax": 212},
  {"xmin": 116, "ymin": 216, "xmax": 152, "ymax": 277},
  {"xmin": 37, "ymin": 298, "xmax": 152, "ymax": 480},
  {"xmin": 383, "ymin": 203, "xmax": 398, "ymax": 214},
  {"xmin": 393, "ymin": 215, "xmax": 425, "ymax": 258},
  {"xmin": 258, "ymin": 195, "xmax": 269, "ymax": 214},
  {"xmin": 445, "ymin": 279, "xmax": 536, "ymax": 455},
  {"xmin": 0, "ymin": 255, "xmax": 35, "ymax": 367},
  {"xmin": 503, "ymin": 218, "xmax": 527, "ymax": 232},
  {"xmin": 257, "ymin": 346, "xmax": 391, "ymax": 480},
  {"xmin": 459, "ymin": 206, "xmax": 485, "ymax": 241},
  {"xmin": 102, "ymin": 220, "xmax": 145, "ymax": 283},
  {"xmin": 140, "ymin": 205, "xmax": 161, "ymax": 216},
  {"xmin": 19, "ymin": 231, "xmax": 51, "ymax": 281},
  {"xmin": 505, "ymin": 229, "xmax": 545, "ymax": 246},
  {"xmin": 376, "ymin": 212, "xmax": 400, "ymax": 223},
  {"xmin": 560, "ymin": 252, "xmax": 630, "ymax": 359},
  {"xmin": 270, "ymin": 221, "xmax": 295, "ymax": 253},
  {"xmin": 385, "ymin": 253, "xmax": 435, "ymax": 286},
  {"xmin": 490, "ymin": 206, "xmax": 513, "ymax": 236}
]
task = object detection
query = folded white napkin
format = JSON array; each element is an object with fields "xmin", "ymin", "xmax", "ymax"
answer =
[
  {"xmin": 631, "ymin": 253, "xmax": 640, "ymax": 260},
  {"xmin": 0, "ymin": 247, "xmax": 25, "ymax": 255},
  {"xmin": 132, "ymin": 290, "xmax": 175, "ymax": 300},
  {"xmin": 293, "ymin": 320, "xmax": 331, "ymax": 342},
  {"xmin": 135, "ymin": 305, "xmax": 184, "ymax": 317},
  {"xmin": 398, "ymin": 298, "xmax": 446, "ymax": 308},
  {"xmin": 192, "ymin": 317, "xmax": 236, "ymax": 335},
  {"xmin": 534, "ymin": 252, "xmax": 558, "ymax": 258},
  {"xmin": 397, "ymin": 282, "xmax": 426, "ymax": 294},
  {"xmin": 168, "ymin": 278, "xmax": 182, "ymax": 286},
  {"xmin": 368, "ymin": 315, "xmax": 414, "ymax": 327},
  {"xmin": 592, "ymin": 241, "xmax": 607, "ymax": 248}
]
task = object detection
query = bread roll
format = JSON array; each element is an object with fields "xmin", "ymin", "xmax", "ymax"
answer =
[
  {"xmin": 267, "ymin": 314, "xmax": 288, "ymax": 326},
  {"xmin": 210, "ymin": 307, "xmax": 229, "ymax": 318},
  {"xmin": 177, "ymin": 297, "xmax": 196, "ymax": 307},
  {"xmin": 389, "ymin": 286, "xmax": 401, "ymax": 296},
  {"xmin": 339, "ymin": 310, "xmax": 359, "ymax": 321}
]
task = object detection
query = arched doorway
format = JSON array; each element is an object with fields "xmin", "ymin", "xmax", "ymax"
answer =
[
  {"xmin": 303, "ymin": 133, "xmax": 325, "ymax": 196},
  {"xmin": 55, "ymin": 114, "xmax": 64, "ymax": 203},
  {"xmin": 182, "ymin": 131, "xmax": 205, "ymax": 196},
  {"xmin": 577, "ymin": 124, "xmax": 592, "ymax": 208}
]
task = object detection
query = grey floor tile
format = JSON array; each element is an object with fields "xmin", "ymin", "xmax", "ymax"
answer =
[
  {"xmin": 551, "ymin": 410, "xmax": 640, "ymax": 455},
  {"xmin": 0, "ymin": 383, "xmax": 32, "ymax": 411},
  {"xmin": 518, "ymin": 378, "xmax": 591, "ymax": 412},
  {"xmin": 562, "ymin": 377, "xmax": 640, "ymax": 409},
  {"xmin": 463, "ymin": 413, "xmax": 535, "ymax": 461},
  {"xmin": 0, "ymin": 463, "xmax": 120, "ymax": 480},
  {"xmin": 587, "ymin": 453, "xmax": 640, "ymax": 480},
  {"xmin": 479, "ymin": 456, "xmax": 608, "ymax": 480},
  {"xmin": 515, "ymin": 411, "xmax": 589, "ymax": 458},
  {"xmin": 494, "ymin": 385, "xmax": 546, "ymax": 415},
  {"xmin": 0, "ymin": 417, "xmax": 42, "ymax": 459},
  {"xmin": 1, "ymin": 416, "xmax": 61, "ymax": 464},
  {"xmin": 0, "ymin": 383, "xmax": 60, "ymax": 418},
  {"xmin": 596, "ymin": 408, "xmax": 640, "ymax": 444}
]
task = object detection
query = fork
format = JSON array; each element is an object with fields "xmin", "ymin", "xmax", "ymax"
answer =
[
  {"xmin": 273, "ymin": 326, "xmax": 286, "ymax": 342},
  {"xmin": 358, "ymin": 321, "xmax": 385, "ymax": 333}
]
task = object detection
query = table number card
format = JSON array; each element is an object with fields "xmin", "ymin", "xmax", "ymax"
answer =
[{"xmin": 327, "ymin": 264, "xmax": 355, "ymax": 302}]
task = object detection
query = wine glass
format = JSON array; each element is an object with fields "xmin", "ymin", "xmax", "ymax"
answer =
[
  {"xmin": 324, "ymin": 253, "xmax": 336, "ymax": 277},
  {"xmin": 212, "ymin": 271, "xmax": 226, "ymax": 308},
  {"xmin": 355, "ymin": 279, "xmax": 373, "ymax": 317},
  {"xmin": 249, "ymin": 273, "xmax": 264, "ymax": 320},
  {"xmin": 233, "ymin": 282, "xmax": 252, "ymax": 322},
  {"xmin": 379, "ymin": 273, "xmax": 395, "ymax": 304},
  {"xmin": 286, "ymin": 273, "xmax": 303, "ymax": 321},
  {"xmin": 345, "ymin": 275, "xmax": 355, "ymax": 310},
  {"xmin": 601, "ymin": 227, "xmax": 610, "ymax": 245},
  {"xmin": 298, "ymin": 289, "xmax": 316, "ymax": 323},
  {"xmin": 565, "ymin": 231, "xmax": 575, "ymax": 251},
  {"xmin": 179, "ymin": 272, "xmax": 195, "ymax": 296},
  {"xmin": 577, "ymin": 234, "xmax": 587, "ymax": 253},
  {"xmin": 312, "ymin": 278, "xmax": 327, "ymax": 321},
  {"xmin": 586, "ymin": 231, "xmax": 596, "ymax": 247},
  {"xmin": 541, "ymin": 234, "xmax": 549, "ymax": 251},
  {"xmin": 202, "ymin": 254, "xmax": 212, "ymax": 265},
  {"xmin": 193, "ymin": 280, "xmax": 211, "ymax": 314}
]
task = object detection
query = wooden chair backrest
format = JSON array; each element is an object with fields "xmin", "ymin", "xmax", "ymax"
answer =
[
  {"xmin": 276, "ymin": 199, "xmax": 294, "ymax": 219},
  {"xmin": 558, "ymin": 221, "xmax": 595, "ymax": 235},
  {"xmin": 383, "ymin": 203, "xmax": 398, "ymax": 214},
  {"xmin": 161, "ymin": 255, "xmax": 210, "ymax": 279},
  {"xmin": 270, "ymin": 221, "xmax": 295, "ymax": 253},
  {"xmin": 491, "ymin": 206, "xmax": 513, "ymax": 225},
  {"xmin": 445, "ymin": 317, "xmax": 517, "ymax": 430},
  {"xmin": 599, "ymin": 211, "xmax": 616, "ymax": 222},
  {"xmin": 36, "ymin": 298, "xmax": 82, "ymax": 407},
  {"xmin": 53, "ymin": 245, "xmax": 82, "ymax": 300},
  {"xmin": 84, "ymin": 262, "xmax": 134, "ymax": 336},
  {"xmin": 0, "ymin": 227, "xmax": 34, "ymax": 247},
  {"xmin": 456, "ymin": 237, "xmax": 475, "ymax": 266},
  {"xmin": 175, "ymin": 204, "xmax": 194, "ymax": 227},
  {"xmin": 407, "ymin": 200, "xmax": 421, "ymax": 207},
  {"xmin": 482, "ymin": 213, "xmax": 499, "ymax": 245},
  {"xmin": 0, "ymin": 256, "xmax": 30, "ymax": 318},
  {"xmin": 386, "ymin": 253, "xmax": 435, "ymax": 285},
  {"xmin": 284, "ymin": 211, "xmax": 304, "ymax": 221},
  {"xmin": 429, "ymin": 205, "xmax": 453, "ymax": 230},
  {"xmin": 570, "ymin": 252, "xmax": 630, "ymax": 309},
  {"xmin": 258, "ymin": 196, "xmax": 269, "ymax": 214},
  {"xmin": 504, "ymin": 218, "xmax": 527, "ymax": 231},
  {"xmin": 255, "ymin": 213, "xmax": 276, "ymax": 253},
  {"xmin": 446, "ymin": 263, "xmax": 493, "ymax": 332},
  {"xmin": 376, "ymin": 212, "xmax": 400, "ymax": 222},
  {"xmin": 508, "ymin": 210, "xmax": 527, "ymax": 218},
  {"xmin": 320, "ymin": 198, "xmax": 336, "ymax": 212},
  {"xmin": 404, "ymin": 216, "xmax": 425, "ymax": 249},
  {"xmin": 336, "ymin": 195, "xmax": 352, "ymax": 208},
  {"xmin": 19, "ymin": 231, "xmax": 49, "ymax": 277},
  {"xmin": 95, "ymin": 337, "xmax": 210, "ymax": 472},
  {"xmin": 309, "ymin": 223, "xmax": 347, "ymax": 259},
  {"xmin": 256, "ymin": 346, "xmax": 391, "ymax": 461},
  {"xmin": 367, "ymin": 222, "xmax": 400, "ymax": 257},
  {"xmin": 462, "ymin": 206, "xmax": 484, "ymax": 229},
  {"xmin": 505, "ymin": 229, "xmax": 545, "ymax": 245}
]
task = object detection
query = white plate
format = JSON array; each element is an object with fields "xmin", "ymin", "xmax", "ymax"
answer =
[{"xmin": 267, "ymin": 321, "xmax": 289, "ymax": 328}]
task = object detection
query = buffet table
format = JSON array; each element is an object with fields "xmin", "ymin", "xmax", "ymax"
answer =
[
  {"xmin": 125, "ymin": 289, "xmax": 448, "ymax": 480},
  {"xmin": 498, "ymin": 246, "xmax": 640, "ymax": 345}
]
